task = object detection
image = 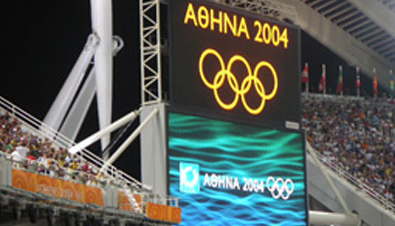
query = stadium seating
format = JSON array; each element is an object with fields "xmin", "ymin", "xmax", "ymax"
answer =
[
  {"xmin": 0, "ymin": 99, "xmax": 181, "ymax": 225},
  {"xmin": 302, "ymin": 95, "xmax": 395, "ymax": 203}
]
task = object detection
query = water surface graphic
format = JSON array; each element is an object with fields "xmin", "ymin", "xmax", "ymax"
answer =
[{"xmin": 169, "ymin": 113, "xmax": 307, "ymax": 225}]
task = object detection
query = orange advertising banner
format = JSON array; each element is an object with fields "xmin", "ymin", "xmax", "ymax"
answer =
[
  {"xmin": 117, "ymin": 191, "xmax": 142, "ymax": 212},
  {"xmin": 12, "ymin": 170, "xmax": 37, "ymax": 193},
  {"xmin": 146, "ymin": 202, "xmax": 182, "ymax": 224},
  {"xmin": 84, "ymin": 184, "xmax": 104, "ymax": 206},
  {"xmin": 12, "ymin": 169, "xmax": 103, "ymax": 206}
]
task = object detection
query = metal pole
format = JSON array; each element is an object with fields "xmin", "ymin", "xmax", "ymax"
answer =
[
  {"xmin": 68, "ymin": 108, "xmax": 141, "ymax": 154},
  {"xmin": 43, "ymin": 34, "xmax": 99, "ymax": 133},
  {"xmin": 90, "ymin": 0, "xmax": 113, "ymax": 159},
  {"xmin": 59, "ymin": 68, "xmax": 97, "ymax": 143},
  {"xmin": 100, "ymin": 107, "xmax": 159, "ymax": 172},
  {"xmin": 323, "ymin": 64, "xmax": 326, "ymax": 95}
]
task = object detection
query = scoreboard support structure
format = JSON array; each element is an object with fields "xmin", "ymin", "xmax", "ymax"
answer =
[
  {"xmin": 140, "ymin": 104, "xmax": 168, "ymax": 197},
  {"xmin": 139, "ymin": 0, "xmax": 361, "ymax": 225}
]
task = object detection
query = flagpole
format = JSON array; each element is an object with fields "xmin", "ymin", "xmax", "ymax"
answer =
[
  {"xmin": 356, "ymin": 67, "xmax": 360, "ymax": 97},
  {"xmin": 373, "ymin": 68, "xmax": 377, "ymax": 99},
  {"xmin": 306, "ymin": 62, "xmax": 309, "ymax": 94},
  {"xmin": 301, "ymin": 62, "xmax": 309, "ymax": 94},
  {"xmin": 390, "ymin": 69, "xmax": 393, "ymax": 98},
  {"xmin": 323, "ymin": 64, "xmax": 326, "ymax": 95},
  {"xmin": 340, "ymin": 66, "xmax": 343, "ymax": 96}
]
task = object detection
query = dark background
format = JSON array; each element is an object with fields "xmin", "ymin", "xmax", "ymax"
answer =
[
  {"xmin": 0, "ymin": 0, "xmax": 379, "ymax": 180},
  {"xmin": 1, "ymin": 0, "xmax": 141, "ymax": 178}
]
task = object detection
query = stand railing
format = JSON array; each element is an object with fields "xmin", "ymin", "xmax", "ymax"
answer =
[
  {"xmin": 0, "ymin": 95, "xmax": 179, "ymax": 207},
  {"xmin": 307, "ymin": 147, "xmax": 395, "ymax": 213}
]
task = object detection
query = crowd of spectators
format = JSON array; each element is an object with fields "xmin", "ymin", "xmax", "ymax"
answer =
[
  {"xmin": 303, "ymin": 96, "xmax": 395, "ymax": 203},
  {"xmin": 2, "ymin": 95, "xmax": 394, "ymax": 205},
  {"xmin": 0, "ymin": 110, "xmax": 106, "ymax": 186}
]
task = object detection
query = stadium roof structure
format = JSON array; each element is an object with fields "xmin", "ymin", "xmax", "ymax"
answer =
[
  {"xmin": 303, "ymin": 0, "xmax": 395, "ymax": 63},
  {"xmin": 284, "ymin": 0, "xmax": 394, "ymax": 88},
  {"xmin": 212, "ymin": 0, "xmax": 394, "ymax": 90}
]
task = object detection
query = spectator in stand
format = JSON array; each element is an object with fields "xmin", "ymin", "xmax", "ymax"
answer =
[
  {"xmin": 9, "ymin": 141, "xmax": 29, "ymax": 168},
  {"xmin": 38, "ymin": 152, "xmax": 50, "ymax": 174},
  {"xmin": 303, "ymin": 96, "xmax": 394, "ymax": 203}
]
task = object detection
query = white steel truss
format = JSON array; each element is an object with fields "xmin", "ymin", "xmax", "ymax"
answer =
[
  {"xmin": 140, "ymin": 0, "xmax": 162, "ymax": 106},
  {"xmin": 216, "ymin": 0, "xmax": 299, "ymax": 23}
]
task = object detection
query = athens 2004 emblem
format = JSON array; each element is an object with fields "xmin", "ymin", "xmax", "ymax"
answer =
[{"xmin": 198, "ymin": 48, "xmax": 278, "ymax": 115}]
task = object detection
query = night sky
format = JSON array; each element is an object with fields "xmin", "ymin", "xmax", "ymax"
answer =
[
  {"xmin": 1, "ymin": 0, "xmax": 141, "ymax": 178},
  {"xmin": 0, "ymin": 1, "xmax": 379, "ymax": 179}
]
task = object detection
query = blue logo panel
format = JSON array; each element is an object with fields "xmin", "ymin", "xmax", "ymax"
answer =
[{"xmin": 180, "ymin": 162, "xmax": 200, "ymax": 194}]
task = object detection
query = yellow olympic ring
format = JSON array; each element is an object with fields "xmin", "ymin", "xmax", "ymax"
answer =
[{"xmin": 199, "ymin": 48, "xmax": 278, "ymax": 115}]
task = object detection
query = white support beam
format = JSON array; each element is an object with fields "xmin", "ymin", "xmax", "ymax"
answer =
[
  {"xmin": 59, "ymin": 68, "xmax": 96, "ymax": 143},
  {"xmin": 229, "ymin": 0, "xmax": 298, "ymax": 23},
  {"xmin": 354, "ymin": 26, "xmax": 379, "ymax": 39},
  {"xmin": 309, "ymin": 211, "xmax": 361, "ymax": 226},
  {"xmin": 348, "ymin": 20, "xmax": 373, "ymax": 34},
  {"xmin": 43, "ymin": 34, "xmax": 99, "ymax": 133},
  {"xmin": 370, "ymin": 36, "xmax": 393, "ymax": 49},
  {"xmin": 339, "ymin": 15, "xmax": 365, "ymax": 29},
  {"xmin": 381, "ymin": 44, "xmax": 395, "ymax": 55},
  {"xmin": 376, "ymin": 40, "xmax": 395, "ymax": 53},
  {"xmin": 333, "ymin": 10, "xmax": 360, "ymax": 24},
  {"xmin": 68, "ymin": 108, "xmax": 141, "ymax": 155},
  {"xmin": 90, "ymin": 0, "xmax": 113, "ymax": 158},
  {"xmin": 329, "ymin": 8, "xmax": 355, "ymax": 22},
  {"xmin": 100, "ymin": 107, "xmax": 159, "ymax": 172},
  {"xmin": 386, "ymin": 51, "xmax": 395, "ymax": 59},
  {"xmin": 311, "ymin": 0, "xmax": 327, "ymax": 8},
  {"xmin": 315, "ymin": 0, "xmax": 338, "ymax": 11},
  {"xmin": 363, "ymin": 31, "xmax": 387, "ymax": 44},
  {"xmin": 325, "ymin": 2, "xmax": 351, "ymax": 19}
]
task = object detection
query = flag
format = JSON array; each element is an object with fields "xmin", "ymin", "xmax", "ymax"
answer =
[
  {"xmin": 356, "ymin": 67, "xmax": 361, "ymax": 97},
  {"xmin": 318, "ymin": 64, "xmax": 326, "ymax": 94},
  {"xmin": 390, "ymin": 70, "xmax": 394, "ymax": 96},
  {"xmin": 301, "ymin": 63, "xmax": 309, "ymax": 93},
  {"xmin": 301, "ymin": 63, "xmax": 309, "ymax": 83},
  {"xmin": 336, "ymin": 66, "xmax": 343, "ymax": 95},
  {"xmin": 373, "ymin": 68, "xmax": 378, "ymax": 98}
]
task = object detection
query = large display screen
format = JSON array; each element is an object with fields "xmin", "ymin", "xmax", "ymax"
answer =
[
  {"xmin": 169, "ymin": 0, "xmax": 301, "ymax": 129},
  {"xmin": 168, "ymin": 112, "xmax": 308, "ymax": 226}
]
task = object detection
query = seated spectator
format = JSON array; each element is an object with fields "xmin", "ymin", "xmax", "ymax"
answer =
[{"xmin": 303, "ymin": 96, "xmax": 395, "ymax": 203}]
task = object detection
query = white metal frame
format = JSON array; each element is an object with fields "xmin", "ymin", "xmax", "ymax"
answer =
[
  {"xmin": 140, "ymin": 0, "xmax": 162, "ymax": 105},
  {"xmin": 43, "ymin": 0, "xmax": 119, "ymax": 159}
]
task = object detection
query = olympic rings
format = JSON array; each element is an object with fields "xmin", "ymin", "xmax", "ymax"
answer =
[
  {"xmin": 266, "ymin": 176, "xmax": 294, "ymax": 200},
  {"xmin": 199, "ymin": 48, "xmax": 278, "ymax": 115}
]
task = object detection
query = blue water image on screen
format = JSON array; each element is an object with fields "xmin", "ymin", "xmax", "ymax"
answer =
[{"xmin": 168, "ymin": 112, "xmax": 307, "ymax": 226}]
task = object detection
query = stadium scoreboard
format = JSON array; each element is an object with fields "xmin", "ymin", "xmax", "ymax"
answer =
[
  {"xmin": 167, "ymin": 0, "xmax": 307, "ymax": 225},
  {"xmin": 169, "ymin": 0, "xmax": 301, "ymax": 129},
  {"xmin": 168, "ymin": 112, "xmax": 307, "ymax": 226}
]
